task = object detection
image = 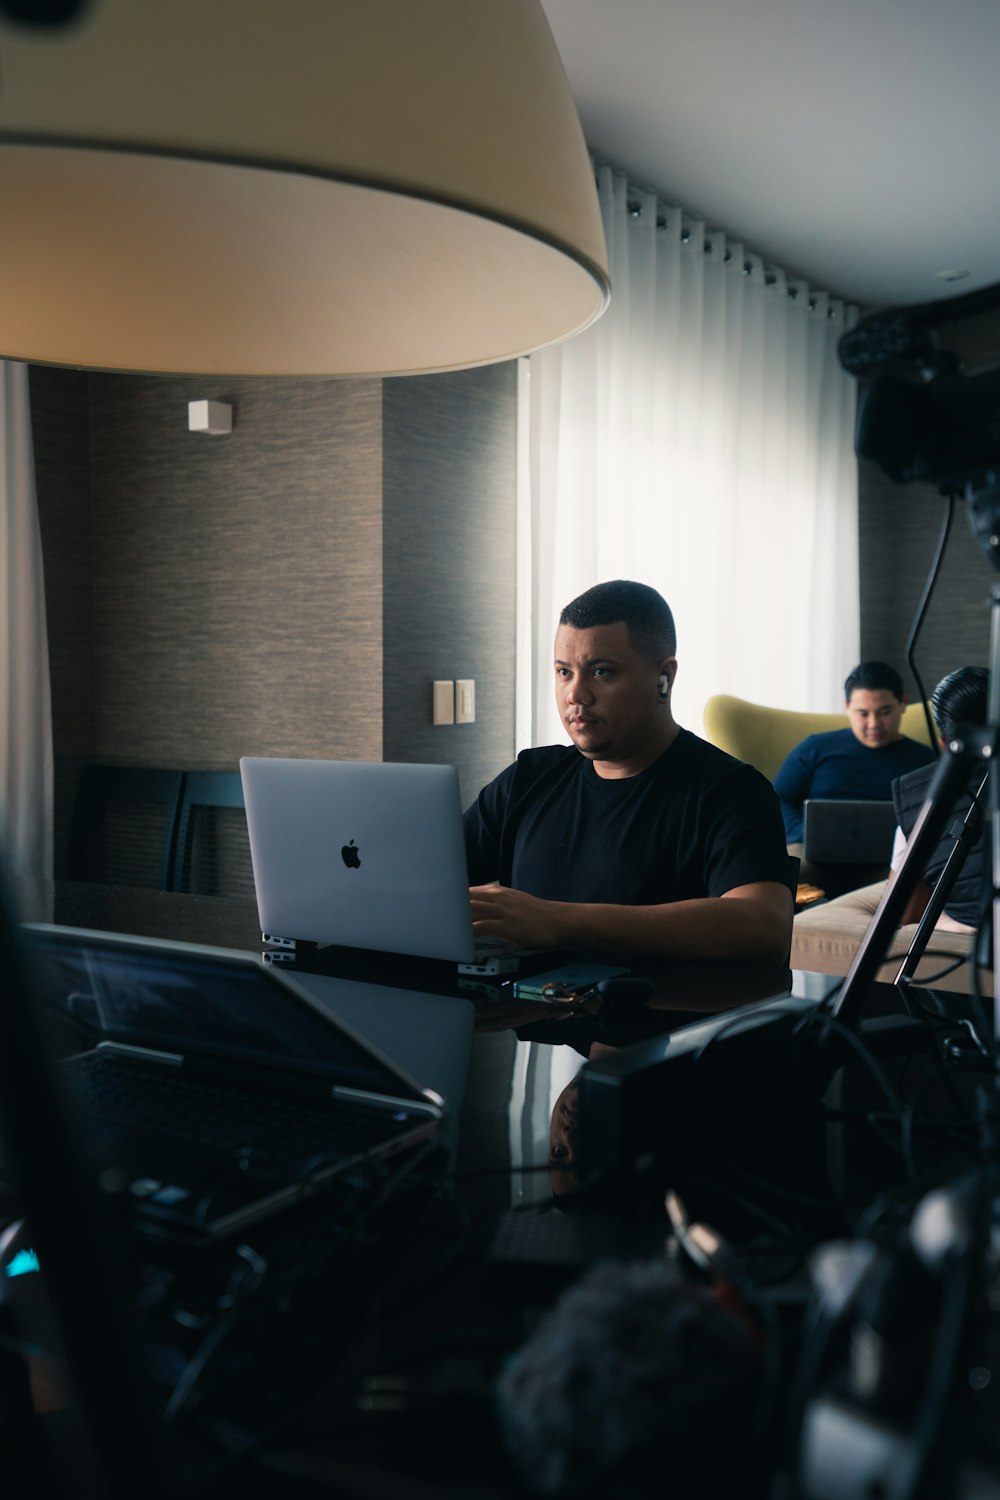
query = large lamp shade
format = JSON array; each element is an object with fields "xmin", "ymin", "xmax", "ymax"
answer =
[{"xmin": 0, "ymin": 0, "xmax": 610, "ymax": 376}]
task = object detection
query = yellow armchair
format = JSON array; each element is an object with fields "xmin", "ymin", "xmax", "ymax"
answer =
[{"xmin": 702, "ymin": 693, "xmax": 933, "ymax": 782}]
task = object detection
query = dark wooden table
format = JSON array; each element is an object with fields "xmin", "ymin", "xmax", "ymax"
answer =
[{"xmin": 7, "ymin": 880, "xmax": 957, "ymax": 1499}]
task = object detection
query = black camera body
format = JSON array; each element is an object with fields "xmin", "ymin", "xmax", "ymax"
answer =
[{"xmin": 841, "ymin": 280, "xmax": 1000, "ymax": 559}]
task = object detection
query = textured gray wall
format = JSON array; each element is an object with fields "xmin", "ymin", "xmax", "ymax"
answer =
[
  {"xmin": 31, "ymin": 362, "xmax": 518, "ymax": 874},
  {"xmin": 86, "ymin": 373, "xmax": 384, "ymax": 768},
  {"xmin": 858, "ymin": 457, "xmax": 995, "ymax": 702},
  {"xmin": 383, "ymin": 365, "xmax": 517, "ymax": 809}
]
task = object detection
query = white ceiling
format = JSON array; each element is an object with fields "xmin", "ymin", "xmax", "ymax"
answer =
[{"xmin": 541, "ymin": 0, "xmax": 1000, "ymax": 312}]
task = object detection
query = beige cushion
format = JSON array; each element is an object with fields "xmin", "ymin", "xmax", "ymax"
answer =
[
  {"xmin": 702, "ymin": 694, "xmax": 985, "ymax": 994},
  {"xmin": 791, "ymin": 879, "xmax": 989, "ymax": 994}
]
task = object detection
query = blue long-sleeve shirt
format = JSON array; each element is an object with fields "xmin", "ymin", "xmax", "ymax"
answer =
[{"xmin": 773, "ymin": 728, "xmax": 935, "ymax": 842}]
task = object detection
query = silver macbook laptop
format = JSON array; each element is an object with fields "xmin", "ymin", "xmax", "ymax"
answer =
[
  {"xmin": 241, "ymin": 757, "xmax": 485, "ymax": 963},
  {"xmin": 803, "ymin": 798, "xmax": 897, "ymax": 865}
]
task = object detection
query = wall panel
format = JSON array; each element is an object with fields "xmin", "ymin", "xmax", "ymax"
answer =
[
  {"xmin": 86, "ymin": 374, "xmax": 383, "ymax": 769},
  {"xmin": 382, "ymin": 365, "xmax": 518, "ymax": 808},
  {"xmin": 31, "ymin": 363, "xmax": 519, "ymax": 875}
]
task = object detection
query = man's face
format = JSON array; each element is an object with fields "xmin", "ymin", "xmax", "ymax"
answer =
[
  {"xmin": 548, "ymin": 1078, "xmax": 580, "ymax": 1198},
  {"xmin": 553, "ymin": 620, "xmax": 674, "ymax": 770},
  {"xmin": 845, "ymin": 687, "xmax": 906, "ymax": 748}
]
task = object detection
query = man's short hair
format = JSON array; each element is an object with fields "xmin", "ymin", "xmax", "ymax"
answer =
[
  {"xmin": 559, "ymin": 580, "xmax": 676, "ymax": 662},
  {"xmin": 844, "ymin": 660, "xmax": 904, "ymax": 702},
  {"xmin": 931, "ymin": 666, "xmax": 989, "ymax": 738}
]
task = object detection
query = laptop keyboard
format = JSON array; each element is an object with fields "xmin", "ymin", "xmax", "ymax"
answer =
[{"xmin": 64, "ymin": 1052, "xmax": 415, "ymax": 1169}]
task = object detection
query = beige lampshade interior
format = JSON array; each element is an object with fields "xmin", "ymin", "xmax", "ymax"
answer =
[{"xmin": 0, "ymin": 0, "xmax": 610, "ymax": 376}]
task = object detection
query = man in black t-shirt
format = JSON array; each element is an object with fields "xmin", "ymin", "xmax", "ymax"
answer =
[{"xmin": 464, "ymin": 580, "xmax": 795, "ymax": 963}]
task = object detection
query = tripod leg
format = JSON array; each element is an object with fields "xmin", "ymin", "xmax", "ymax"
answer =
[{"xmin": 894, "ymin": 770, "xmax": 988, "ymax": 992}]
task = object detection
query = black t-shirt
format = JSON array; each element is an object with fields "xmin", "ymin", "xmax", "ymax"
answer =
[{"xmin": 463, "ymin": 729, "xmax": 796, "ymax": 904}]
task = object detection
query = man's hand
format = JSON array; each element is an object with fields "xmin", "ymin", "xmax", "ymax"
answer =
[{"xmin": 470, "ymin": 884, "xmax": 567, "ymax": 950}]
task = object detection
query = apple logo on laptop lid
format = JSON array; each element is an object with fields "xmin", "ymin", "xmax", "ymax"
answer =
[{"xmin": 341, "ymin": 840, "xmax": 361, "ymax": 869}]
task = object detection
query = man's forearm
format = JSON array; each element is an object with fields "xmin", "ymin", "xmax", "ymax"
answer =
[
  {"xmin": 544, "ymin": 895, "xmax": 791, "ymax": 962},
  {"xmin": 470, "ymin": 883, "xmax": 794, "ymax": 963}
]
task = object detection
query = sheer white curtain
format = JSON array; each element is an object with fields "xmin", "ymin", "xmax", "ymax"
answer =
[
  {"xmin": 0, "ymin": 361, "xmax": 53, "ymax": 879},
  {"xmin": 518, "ymin": 163, "xmax": 861, "ymax": 749}
]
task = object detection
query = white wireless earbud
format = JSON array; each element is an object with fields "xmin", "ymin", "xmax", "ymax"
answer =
[{"xmin": 658, "ymin": 674, "xmax": 670, "ymax": 700}]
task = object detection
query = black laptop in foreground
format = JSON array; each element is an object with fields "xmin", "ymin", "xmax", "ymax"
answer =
[{"xmin": 17, "ymin": 925, "xmax": 446, "ymax": 1246}]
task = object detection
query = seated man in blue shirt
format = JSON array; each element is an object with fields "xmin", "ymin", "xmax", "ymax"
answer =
[
  {"xmin": 464, "ymin": 580, "xmax": 796, "ymax": 964},
  {"xmin": 774, "ymin": 660, "xmax": 935, "ymax": 888}
]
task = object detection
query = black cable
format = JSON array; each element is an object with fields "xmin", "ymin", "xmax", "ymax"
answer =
[
  {"xmin": 794, "ymin": 1007, "xmax": 983, "ymax": 1213},
  {"xmin": 691, "ymin": 1003, "xmax": 815, "ymax": 1068},
  {"xmin": 697, "ymin": 1129, "xmax": 842, "ymax": 1210},
  {"xmin": 898, "ymin": 955, "xmax": 968, "ymax": 986},
  {"xmin": 892, "ymin": 993, "xmax": 989, "ymax": 1123},
  {"xmin": 794, "ymin": 1008, "xmax": 905, "ymax": 1122},
  {"xmin": 812, "ymin": 1027, "xmax": 981, "ymax": 1185},
  {"xmin": 851, "ymin": 1191, "xmax": 913, "ymax": 1241},
  {"xmin": 905, "ymin": 489, "xmax": 956, "ymax": 752},
  {"xmin": 899, "ymin": 1062, "xmax": 981, "ymax": 1186},
  {"xmin": 159, "ymin": 1163, "xmax": 462, "ymax": 1450},
  {"xmin": 685, "ymin": 1044, "xmax": 844, "ymax": 1209},
  {"xmin": 163, "ymin": 1314, "xmax": 241, "ymax": 1424},
  {"xmin": 894, "ymin": 986, "xmax": 977, "ymax": 1034},
  {"xmin": 188, "ymin": 1195, "xmax": 518, "ymax": 1478},
  {"xmin": 684, "ymin": 1002, "xmax": 910, "ymax": 1214},
  {"xmin": 161, "ymin": 1231, "xmax": 443, "ymax": 1475},
  {"xmin": 665, "ymin": 1173, "xmax": 809, "ymax": 1250},
  {"xmin": 822, "ymin": 1105, "xmax": 906, "ymax": 1156},
  {"xmin": 542, "ymin": 1166, "xmax": 806, "ymax": 1252}
]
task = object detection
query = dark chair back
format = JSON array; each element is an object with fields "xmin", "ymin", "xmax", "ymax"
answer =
[
  {"xmin": 67, "ymin": 766, "xmax": 185, "ymax": 891},
  {"xmin": 170, "ymin": 769, "xmax": 254, "ymax": 899}
]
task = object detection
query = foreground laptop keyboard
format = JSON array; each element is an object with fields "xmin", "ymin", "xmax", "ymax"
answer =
[{"xmin": 63, "ymin": 1051, "xmax": 413, "ymax": 1169}]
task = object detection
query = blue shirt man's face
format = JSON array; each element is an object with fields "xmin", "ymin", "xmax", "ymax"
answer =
[{"xmin": 845, "ymin": 688, "xmax": 905, "ymax": 748}]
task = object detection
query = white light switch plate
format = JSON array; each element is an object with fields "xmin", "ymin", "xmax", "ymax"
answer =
[
  {"xmin": 456, "ymin": 678, "xmax": 476, "ymax": 724},
  {"xmin": 432, "ymin": 680, "xmax": 455, "ymax": 725}
]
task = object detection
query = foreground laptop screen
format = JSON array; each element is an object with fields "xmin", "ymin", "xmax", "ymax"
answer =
[{"xmin": 22, "ymin": 930, "xmax": 422, "ymax": 1098}]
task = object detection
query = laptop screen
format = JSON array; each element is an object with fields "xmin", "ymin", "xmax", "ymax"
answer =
[
  {"xmin": 803, "ymin": 799, "xmax": 897, "ymax": 865},
  {"xmin": 22, "ymin": 929, "xmax": 424, "ymax": 1098},
  {"xmin": 240, "ymin": 756, "xmax": 478, "ymax": 962}
]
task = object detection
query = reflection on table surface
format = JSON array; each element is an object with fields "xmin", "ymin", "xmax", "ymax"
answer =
[
  {"xmin": 11, "ymin": 880, "xmax": 802, "ymax": 1220},
  {"xmin": 471, "ymin": 955, "xmax": 793, "ymax": 1040},
  {"xmin": 10, "ymin": 889, "xmax": 973, "ymax": 1499},
  {"xmin": 14, "ymin": 878, "xmax": 796, "ymax": 1030},
  {"xmin": 466, "ymin": 956, "xmax": 799, "ymax": 1220}
]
